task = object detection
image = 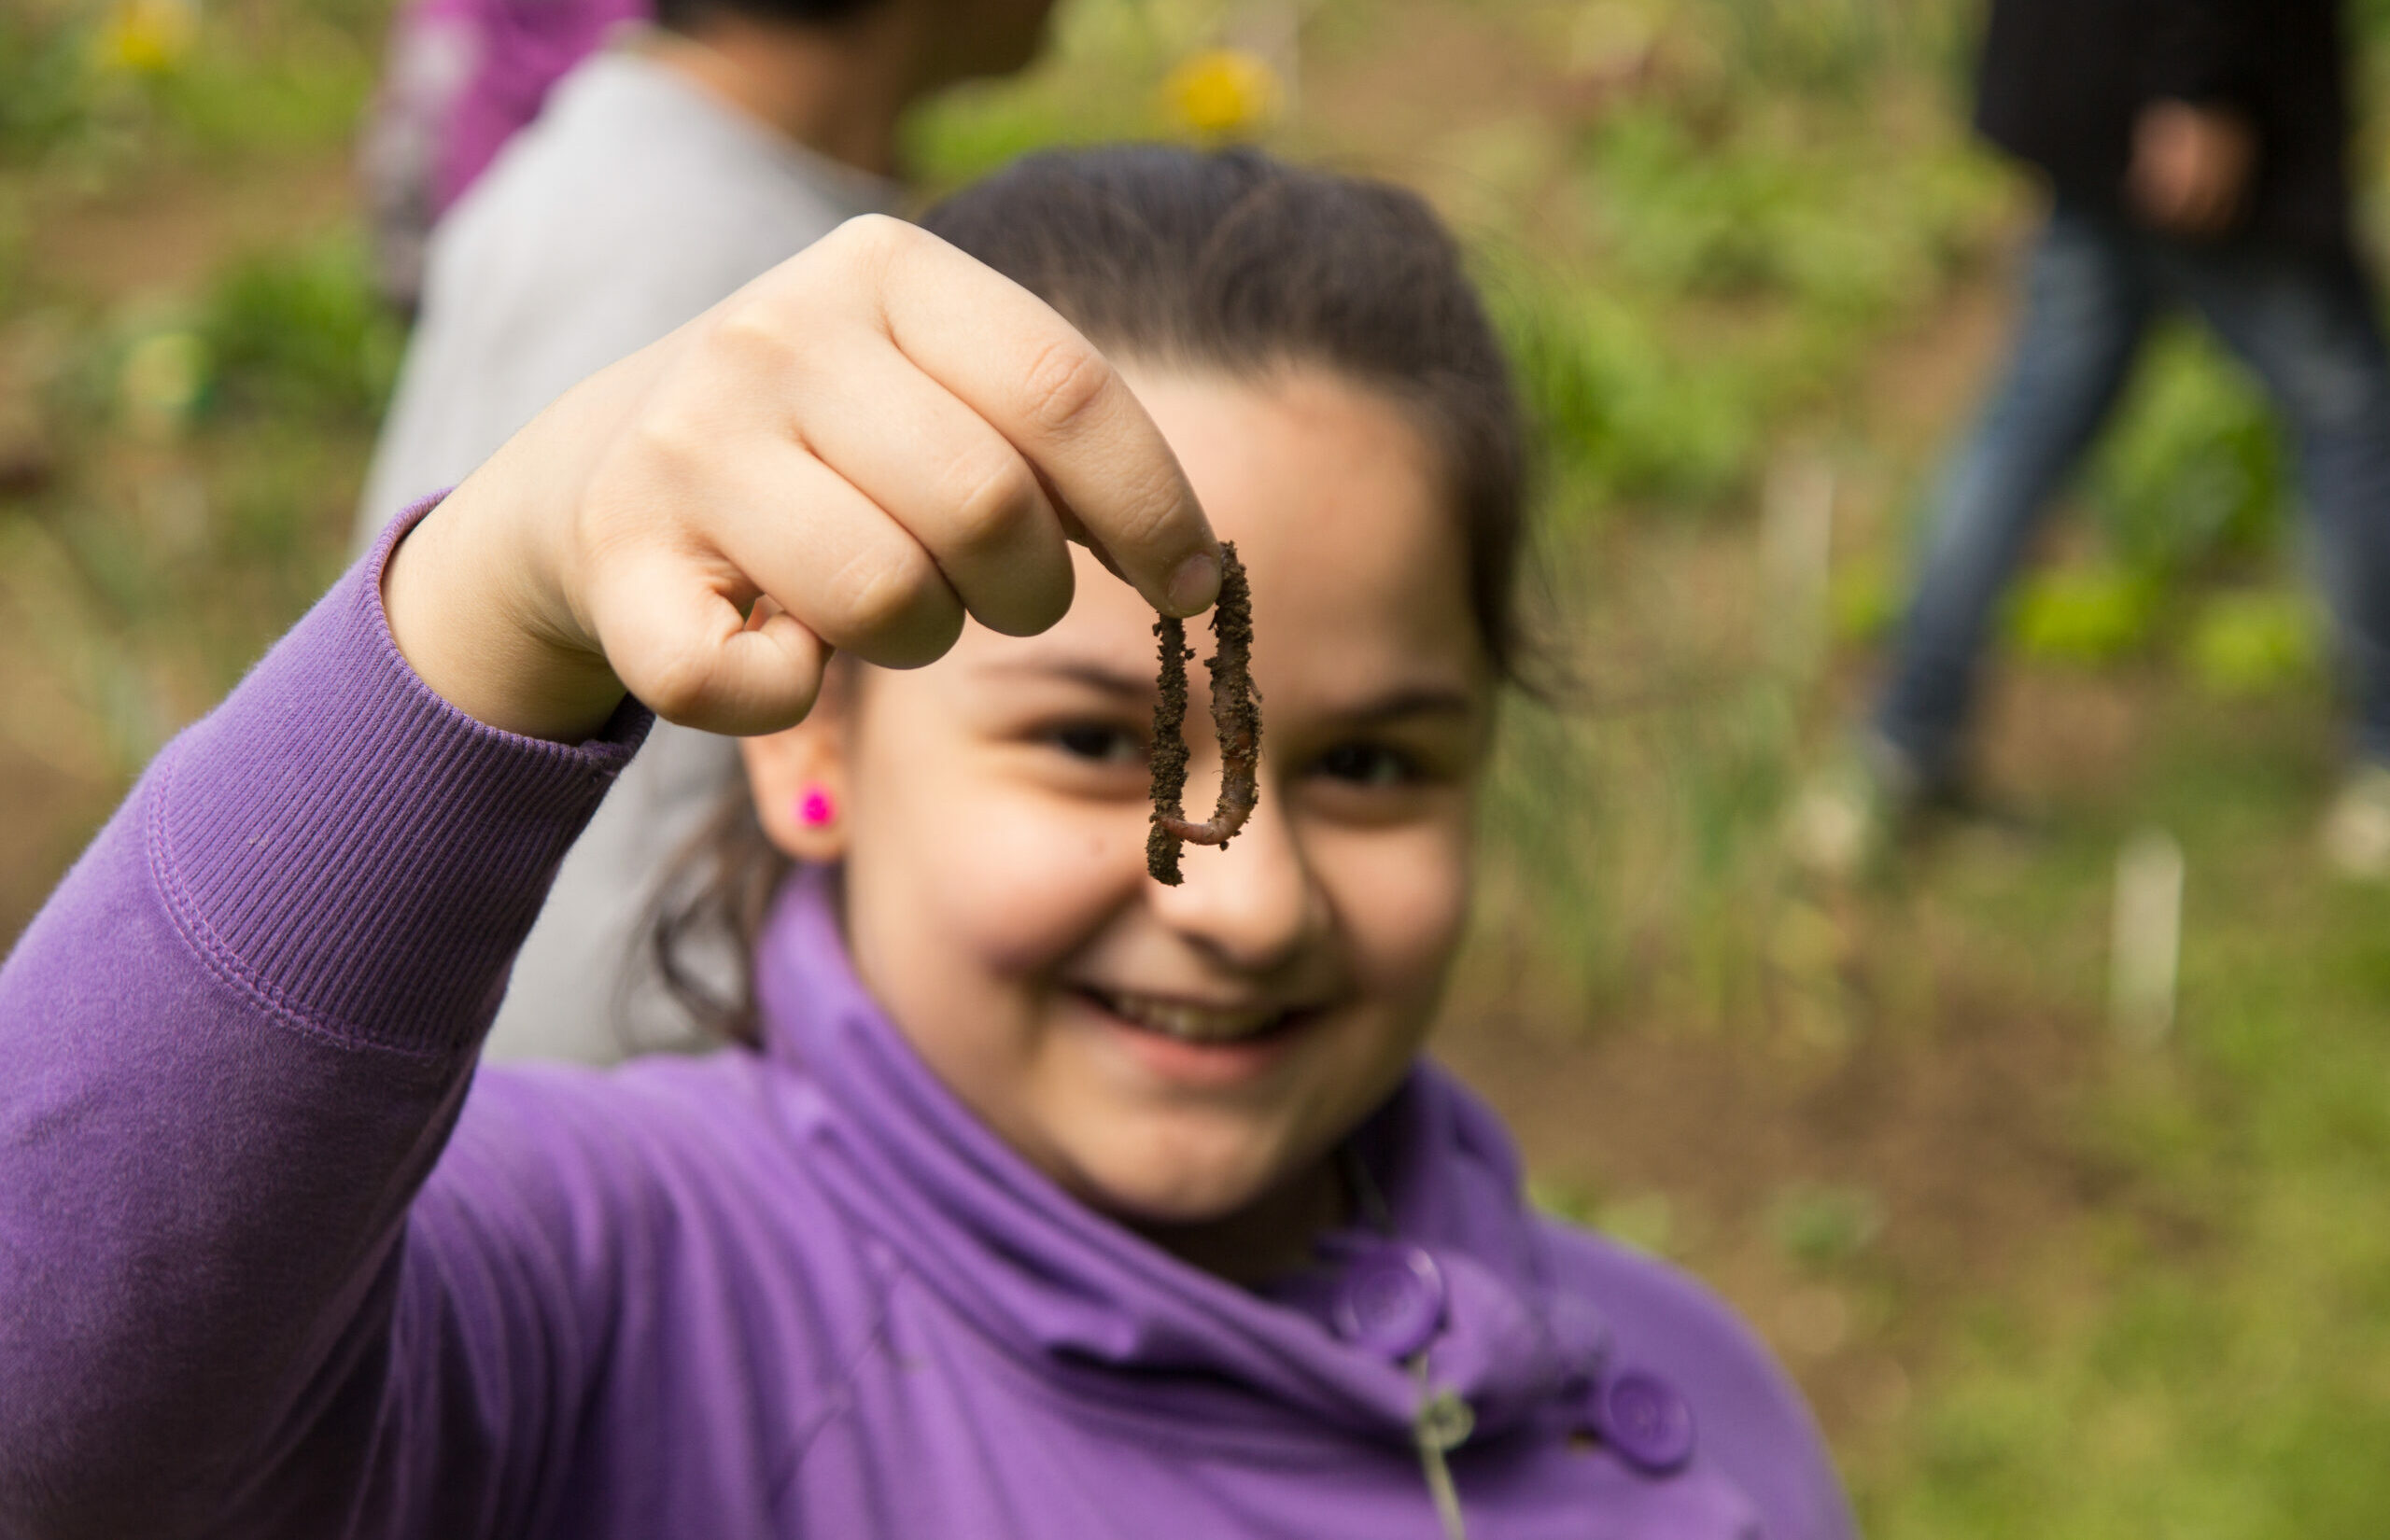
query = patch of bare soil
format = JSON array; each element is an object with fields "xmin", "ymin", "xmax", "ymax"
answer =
[
  {"xmin": 1437, "ymin": 973, "xmax": 2118, "ymax": 1447},
  {"xmin": 1297, "ymin": 0, "xmax": 1554, "ymax": 176},
  {"xmin": 1855, "ymin": 256, "xmax": 2020, "ymax": 458},
  {"xmin": 1975, "ymin": 666, "xmax": 2160, "ymax": 806},
  {"xmin": 22, "ymin": 150, "xmax": 354, "ymax": 303}
]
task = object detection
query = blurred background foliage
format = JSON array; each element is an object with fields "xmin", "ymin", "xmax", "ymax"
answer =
[{"xmin": 7, "ymin": 0, "xmax": 2390, "ymax": 1533}]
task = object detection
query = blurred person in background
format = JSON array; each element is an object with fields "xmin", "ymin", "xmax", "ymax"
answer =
[
  {"xmin": 360, "ymin": 0, "xmax": 650, "ymax": 314},
  {"xmin": 1799, "ymin": 0, "xmax": 2390, "ymax": 878},
  {"xmin": 355, "ymin": 0, "xmax": 1061, "ymax": 1062}
]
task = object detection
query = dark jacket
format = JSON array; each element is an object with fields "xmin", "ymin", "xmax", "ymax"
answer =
[{"xmin": 1975, "ymin": 0, "xmax": 2354, "ymax": 250}]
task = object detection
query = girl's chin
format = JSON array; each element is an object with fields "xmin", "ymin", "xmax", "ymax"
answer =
[
  {"xmin": 1050, "ymin": 1108, "xmax": 1348, "ymax": 1252},
  {"xmin": 1064, "ymin": 1141, "xmax": 1296, "ymax": 1228}
]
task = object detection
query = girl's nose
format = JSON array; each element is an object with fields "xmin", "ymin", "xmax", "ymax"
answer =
[{"xmin": 1149, "ymin": 778, "xmax": 1323, "ymax": 972}]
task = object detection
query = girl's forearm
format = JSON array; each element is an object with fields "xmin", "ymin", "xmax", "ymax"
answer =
[{"xmin": 0, "ymin": 509, "xmax": 641, "ymax": 1534}]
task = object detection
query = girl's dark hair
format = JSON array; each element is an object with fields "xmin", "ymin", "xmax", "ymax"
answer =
[{"xmin": 654, "ymin": 145, "xmax": 1530, "ymax": 1046}]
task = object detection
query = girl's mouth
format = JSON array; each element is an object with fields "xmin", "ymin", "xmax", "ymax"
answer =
[{"xmin": 1077, "ymin": 987, "xmax": 1312, "ymax": 1046}]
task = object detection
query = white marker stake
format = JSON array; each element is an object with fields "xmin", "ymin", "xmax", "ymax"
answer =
[
  {"xmin": 1762, "ymin": 453, "xmax": 1835, "ymax": 679},
  {"xmin": 2112, "ymin": 829, "xmax": 2185, "ymax": 1047}
]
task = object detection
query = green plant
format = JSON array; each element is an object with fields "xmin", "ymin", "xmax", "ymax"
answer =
[
  {"xmin": 197, "ymin": 238, "xmax": 401, "ymax": 427},
  {"xmin": 1485, "ymin": 259, "xmax": 1766, "ymax": 511},
  {"xmin": 2006, "ymin": 565, "xmax": 2160, "ymax": 665},
  {"xmin": 2087, "ymin": 327, "xmax": 2287, "ymax": 581},
  {"xmin": 0, "ymin": 11, "xmax": 96, "ymax": 164},
  {"xmin": 1770, "ymin": 1183, "xmax": 1885, "ymax": 1269},
  {"xmin": 2186, "ymin": 589, "xmax": 2322, "ymax": 696},
  {"xmin": 148, "ymin": 23, "xmax": 375, "ymax": 161},
  {"xmin": 1693, "ymin": 0, "xmax": 1894, "ymax": 97}
]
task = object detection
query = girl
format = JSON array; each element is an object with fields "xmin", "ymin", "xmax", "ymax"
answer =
[{"xmin": 0, "ymin": 148, "xmax": 1852, "ymax": 1539}]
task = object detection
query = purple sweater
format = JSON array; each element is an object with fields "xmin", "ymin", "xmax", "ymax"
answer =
[{"xmin": 0, "ymin": 517, "xmax": 1856, "ymax": 1540}]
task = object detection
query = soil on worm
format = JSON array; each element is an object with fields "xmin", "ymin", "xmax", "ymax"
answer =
[{"xmin": 1147, "ymin": 542, "xmax": 1259, "ymax": 885}]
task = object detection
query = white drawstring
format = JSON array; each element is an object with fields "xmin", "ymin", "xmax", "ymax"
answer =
[
  {"xmin": 1407, "ymin": 1353, "xmax": 1472, "ymax": 1540},
  {"xmin": 1344, "ymin": 1148, "xmax": 1470, "ymax": 1540}
]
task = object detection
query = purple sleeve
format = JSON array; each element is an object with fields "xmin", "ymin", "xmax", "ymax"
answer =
[{"xmin": 0, "ymin": 502, "xmax": 649, "ymax": 1539}]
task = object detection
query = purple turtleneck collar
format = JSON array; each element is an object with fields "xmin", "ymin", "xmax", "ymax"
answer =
[{"xmin": 751, "ymin": 868, "xmax": 1610, "ymax": 1450}]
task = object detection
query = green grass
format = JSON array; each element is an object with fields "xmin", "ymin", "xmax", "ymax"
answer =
[{"xmin": 1854, "ymin": 697, "xmax": 2390, "ymax": 1532}]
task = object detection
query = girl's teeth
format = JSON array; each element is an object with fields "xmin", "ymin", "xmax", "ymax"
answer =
[{"xmin": 1104, "ymin": 991, "xmax": 1283, "ymax": 1043}]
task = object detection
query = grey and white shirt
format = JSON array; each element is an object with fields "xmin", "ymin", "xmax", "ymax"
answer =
[{"xmin": 359, "ymin": 44, "xmax": 894, "ymax": 1063}]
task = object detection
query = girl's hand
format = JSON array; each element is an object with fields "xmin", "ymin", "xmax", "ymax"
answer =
[{"xmin": 384, "ymin": 216, "xmax": 1221, "ymax": 743}]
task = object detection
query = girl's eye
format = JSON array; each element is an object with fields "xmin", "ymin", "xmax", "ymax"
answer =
[
  {"xmin": 1314, "ymin": 742, "xmax": 1415, "ymax": 788},
  {"xmin": 1049, "ymin": 724, "xmax": 1144, "ymax": 766}
]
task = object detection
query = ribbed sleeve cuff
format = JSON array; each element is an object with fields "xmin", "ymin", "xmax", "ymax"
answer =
[{"xmin": 149, "ymin": 495, "xmax": 653, "ymax": 1059}]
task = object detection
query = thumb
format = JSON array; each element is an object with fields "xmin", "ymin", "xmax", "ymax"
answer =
[{"xmin": 587, "ymin": 554, "xmax": 833, "ymax": 735}]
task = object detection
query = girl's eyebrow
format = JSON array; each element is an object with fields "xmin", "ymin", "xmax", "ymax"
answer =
[{"xmin": 979, "ymin": 661, "xmax": 1481, "ymax": 721}]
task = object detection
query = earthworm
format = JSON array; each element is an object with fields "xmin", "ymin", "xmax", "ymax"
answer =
[{"xmin": 1146, "ymin": 541, "xmax": 1259, "ymax": 886}]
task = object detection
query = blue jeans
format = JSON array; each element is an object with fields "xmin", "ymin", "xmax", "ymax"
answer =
[{"xmin": 1873, "ymin": 203, "xmax": 2390, "ymax": 779}]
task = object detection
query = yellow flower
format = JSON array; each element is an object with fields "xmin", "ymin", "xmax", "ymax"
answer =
[
  {"xmin": 1164, "ymin": 49, "xmax": 1282, "ymax": 141},
  {"xmin": 96, "ymin": 0, "xmax": 200, "ymax": 77}
]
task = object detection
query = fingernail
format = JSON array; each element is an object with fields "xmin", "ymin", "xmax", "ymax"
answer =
[{"xmin": 1165, "ymin": 550, "xmax": 1220, "ymax": 616}]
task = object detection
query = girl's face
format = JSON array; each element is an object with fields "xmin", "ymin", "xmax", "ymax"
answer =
[{"xmin": 748, "ymin": 366, "xmax": 1495, "ymax": 1250}]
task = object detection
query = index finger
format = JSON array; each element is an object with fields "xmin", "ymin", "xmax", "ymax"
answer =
[{"xmin": 834, "ymin": 217, "xmax": 1222, "ymax": 618}]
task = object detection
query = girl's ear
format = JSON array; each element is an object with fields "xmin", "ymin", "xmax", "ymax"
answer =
[{"xmin": 739, "ymin": 668, "xmax": 853, "ymax": 863}]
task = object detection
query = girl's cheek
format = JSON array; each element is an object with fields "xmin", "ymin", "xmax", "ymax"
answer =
[
  {"xmin": 1321, "ymin": 815, "xmax": 1476, "ymax": 999},
  {"xmin": 928, "ymin": 787, "xmax": 1146, "ymax": 977}
]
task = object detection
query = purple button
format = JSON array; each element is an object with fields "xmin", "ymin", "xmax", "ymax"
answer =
[
  {"xmin": 1595, "ymin": 1369, "xmax": 1695, "ymax": 1475},
  {"xmin": 1332, "ymin": 1244, "xmax": 1446, "ymax": 1359}
]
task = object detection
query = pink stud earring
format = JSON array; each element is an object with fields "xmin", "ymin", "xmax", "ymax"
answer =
[{"xmin": 796, "ymin": 785, "xmax": 836, "ymax": 828}]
